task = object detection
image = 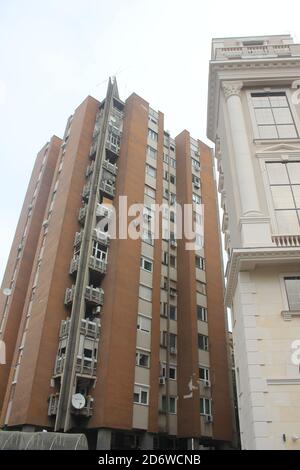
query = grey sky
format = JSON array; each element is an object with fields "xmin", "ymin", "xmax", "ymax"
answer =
[{"xmin": 1, "ymin": 0, "xmax": 300, "ymax": 280}]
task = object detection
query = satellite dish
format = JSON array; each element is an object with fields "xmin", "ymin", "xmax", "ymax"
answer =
[
  {"xmin": 3, "ymin": 288, "xmax": 12, "ymax": 296},
  {"xmin": 71, "ymin": 393, "xmax": 86, "ymax": 410}
]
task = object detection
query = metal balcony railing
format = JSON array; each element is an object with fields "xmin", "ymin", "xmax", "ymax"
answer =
[
  {"xmin": 89, "ymin": 141, "xmax": 97, "ymax": 159},
  {"xmin": 85, "ymin": 286, "xmax": 104, "ymax": 306},
  {"xmin": 88, "ymin": 256, "xmax": 107, "ymax": 274},
  {"xmin": 54, "ymin": 355, "xmax": 65, "ymax": 375},
  {"xmin": 78, "ymin": 206, "xmax": 87, "ymax": 225},
  {"xmin": 64, "ymin": 286, "xmax": 75, "ymax": 305},
  {"xmin": 86, "ymin": 161, "xmax": 95, "ymax": 177},
  {"xmin": 82, "ymin": 182, "xmax": 91, "ymax": 200},
  {"xmin": 100, "ymin": 180, "xmax": 116, "ymax": 197},
  {"xmin": 75, "ymin": 357, "xmax": 97, "ymax": 376},
  {"xmin": 102, "ymin": 159, "xmax": 118, "ymax": 175},
  {"xmin": 48, "ymin": 393, "xmax": 60, "ymax": 416},
  {"xmin": 59, "ymin": 318, "xmax": 100, "ymax": 339},
  {"xmin": 96, "ymin": 204, "xmax": 112, "ymax": 219},
  {"xmin": 92, "ymin": 228, "xmax": 110, "ymax": 246},
  {"xmin": 69, "ymin": 257, "xmax": 79, "ymax": 275}
]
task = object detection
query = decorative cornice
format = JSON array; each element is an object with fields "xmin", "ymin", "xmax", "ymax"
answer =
[
  {"xmin": 221, "ymin": 81, "xmax": 243, "ymax": 100},
  {"xmin": 225, "ymin": 247, "xmax": 300, "ymax": 306}
]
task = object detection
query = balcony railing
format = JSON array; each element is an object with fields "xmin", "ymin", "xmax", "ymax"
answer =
[
  {"xmin": 272, "ymin": 235, "xmax": 300, "ymax": 247},
  {"xmin": 96, "ymin": 203, "xmax": 112, "ymax": 219},
  {"xmin": 78, "ymin": 206, "xmax": 87, "ymax": 225},
  {"xmin": 86, "ymin": 161, "xmax": 95, "ymax": 177},
  {"xmin": 65, "ymin": 285, "xmax": 104, "ymax": 306},
  {"xmin": 89, "ymin": 141, "xmax": 97, "ymax": 159},
  {"xmin": 100, "ymin": 180, "xmax": 116, "ymax": 197},
  {"xmin": 54, "ymin": 355, "xmax": 65, "ymax": 375},
  {"xmin": 88, "ymin": 256, "xmax": 107, "ymax": 274},
  {"xmin": 92, "ymin": 228, "xmax": 110, "ymax": 246},
  {"xmin": 102, "ymin": 159, "xmax": 118, "ymax": 175},
  {"xmin": 75, "ymin": 357, "xmax": 97, "ymax": 376},
  {"xmin": 48, "ymin": 393, "xmax": 60, "ymax": 416},
  {"xmin": 70, "ymin": 257, "xmax": 79, "ymax": 275},
  {"xmin": 214, "ymin": 43, "xmax": 300, "ymax": 60},
  {"xmin": 74, "ymin": 231, "xmax": 82, "ymax": 247},
  {"xmin": 85, "ymin": 286, "xmax": 104, "ymax": 306},
  {"xmin": 82, "ymin": 182, "xmax": 91, "ymax": 201},
  {"xmin": 59, "ymin": 317, "xmax": 100, "ymax": 339}
]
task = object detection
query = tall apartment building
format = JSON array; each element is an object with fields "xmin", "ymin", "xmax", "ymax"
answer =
[
  {"xmin": 0, "ymin": 78, "xmax": 232, "ymax": 450},
  {"xmin": 207, "ymin": 35, "xmax": 300, "ymax": 449}
]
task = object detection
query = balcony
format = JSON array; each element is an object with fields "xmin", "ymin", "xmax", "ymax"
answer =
[
  {"xmin": 85, "ymin": 286, "xmax": 104, "ymax": 306},
  {"xmin": 71, "ymin": 395, "xmax": 94, "ymax": 417},
  {"xmin": 82, "ymin": 182, "xmax": 91, "ymax": 201},
  {"xmin": 92, "ymin": 228, "xmax": 110, "ymax": 246},
  {"xmin": 86, "ymin": 161, "xmax": 95, "ymax": 177},
  {"xmin": 59, "ymin": 317, "xmax": 100, "ymax": 339},
  {"xmin": 106, "ymin": 129, "xmax": 121, "ymax": 156},
  {"xmin": 89, "ymin": 140, "xmax": 97, "ymax": 159},
  {"xmin": 88, "ymin": 256, "xmax": 107, "ymax": 275},
  {"xmin": 100, "ymin": 180, "xmax": 115, "ymax": 198},
  {"xmin": 78, "ymin": 206, "xmax": 87, "ymax": 225},
  {"xmin": 74, "ymin": 231, "xmax": 82, "ymax": 247},
  {"xmin": 48, "ymin": 393, "xmax": 59, "ymax": 416},
  {"xmin": 70, "ymin": 256, "xmax": 79, "ymax": 275},
  {"xmin": 54, "ymin": 355, "xmax": 65, "ymax": 375},
  {"xmin": 96, "ymin": 203, "xmax": 112, "ymax": 219},
  {"xmin": 75, "ymin": 357, "xmax": 97, "ymax": 377},
  {"xmin": 65, "ymin": 285, "xmax": 104, "ymax": 306},
  {"xmin": 102, "ymin": 159, "xmax": 118, "ymax": 175},
  {"xmin": 272, "ymin": 235, "xmax": 300, "ymax": 248}
]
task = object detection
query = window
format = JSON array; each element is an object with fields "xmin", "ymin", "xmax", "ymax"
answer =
[
  {"xmin": 146, "ymin": 164, "xmax": 156, "ymax": 178},
  {"xmin": 92, "ymin": 240, "xmax": 107, "ymax": 261},
  {"xmin": 163, "ymin": 188, "xmax": 169, "ymax": 200},
  {"xmin": 284, "ymin": 277, "xmax": 300, "ymax": 310},
  {"xmin": 162, "ymin": 395, "xmax": 177, "ymax": 414},
  {"xmin": 148, "ymin": 129, "xmax": 158, "ymax": 141},
  {"xmin": 164, "ymin": 170, "xmax": 169, "ymax": 181},
  {"xmin": 266, "ymin": 161, "xmax": 300, "ymax": 233},
  {"xmin": 192, "ymin": 158, "xmax": 200, "ymax": 170},
  {"xmin": 161, "ymin": 331, "xmax": 177, "ymax": 350},
  {"xmin": 161, "ymin": 302, "xmax": 168, "ymax": 317},
  {"xmin": 169, "ymin": 333, "xmax": 177, "ymax": 350},
  {"xmin": 139, "ymin": 285, "xmax": 152, "ymax": 302},
  {"xmin": 200, "ymin": 397, "xmax": 212, "ymax": 416},
  {"xmin": 170, "ymin": 174, "xmax": 176, "ymax": 185},
  {"xmin": 142, "ymin": 229, "xmax": 154, "ymax": 245},
  {"xmin": 196, "ymin": 256, "xmax": 205, "ymax": 270},
  {"xmin": 137, "ymin": 314, "xmax": 151, "ymax": 333},
  {"xmin": 199, "ymin": 366, "xmax": 210, "ymax": 382},
  {"xmin": 192, "ymin": 174, "xmax": 200, "ymax": 186},
  {"xmin": 136, "ymin": 350, "xmax": 150, "ymax": 368},
  {"xmin": 169, "ymin": 158, "xmax": 176, "ymax": 168},
  {"xmin": 198, "ymin": 334, "xmax": 209, "ymax": 351},
  {"xmin": 163, "ymin": 154, "xmax": 169, "ymax": 164},
  {"xmin": 134, "ymin": 385, "xmax": 149, "ymax": 405},
  {"xmin": 251, "ymin": 92, "xmax": 298, "ymax": 139},
  {"xmin": 196, "ymin": 281, "xmax": 206, "ymax": 295},
  {"xmin": 192, "ymin": 193, "xmax": 201, "ymax": 204},
  {"xmin": 145, "ymin": 185, "xmax": 156, "ymax": 199},
  {"xmin": 161, "ymin": 363, "xmax": 177, "ymax": 380},
  {"xmin": 162, "ymin": 252, "xmax": 168, "ymax": 265},
  {"xmin": 197, "ymin": 306, "xmax": 208, "ymax": 322},
  {"xmin": 170, "ymin": 255, "xmax": 176, "ymax": 268},
  {"xmin": 169, "ymin": 305, "xmax": 177, "ymax": 320},
  {"xmin": 170, "ymin": 210, "xmax": 175, "ymax": 223},
  {"xmin": 147, "ymin": 146, "xmax": 157, "ymax": 160},
  {"xmin": 140, "ymin": 256, "xmax": 153, "ymax": 272}
]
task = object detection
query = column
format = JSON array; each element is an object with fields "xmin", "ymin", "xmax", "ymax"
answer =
[{"xmin": 222, "ymin": 81, "xmax": 261, "ymax": 217}]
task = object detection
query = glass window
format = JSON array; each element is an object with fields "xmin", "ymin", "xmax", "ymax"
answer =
[
  {"xmin": 251, "ymin": 92, "xmax": 298, "ymax": 139},
  {"xmin": 266, "ymin": 161, "xmax": 300, "ymax": 233},
  {"xmin": 199, "ymin": 367, "xmax": 210, "ymax": 382},
  {"xmin": 200, "ymin": 397, "xmax": 212, "ymax": 415},
  {"xmin": 147, "ymin": 146, "xmax": 157, "ymax": 160},
  {"xmin": 197, "ymin": 306, "xmax": 208, "ymax": 322},
  {"xmin": 284, "ymin": 277, "xmax": 300, "ymax": 310},
  {"xmin": 146, "ymin": 164, "xmax": 156, "ymax": 178},
  {"xmin": 139, "ymin": 285, "xmax": 152, "ymax": 301},
  {"xmin": 198, "ymin": 334, "xmax": 209, "ymax": 351},
  {"xmin": 145, "ymin": 185, "xmax": 156, "ymax": 199},
  {"xmin": 137, "ymin": 314, "xmax": 151, "ymax": 333},
  {"xmin": 193, "ymin": 193, "xmax": 201, "ymax": 204},
  {"xmin": 136, "ymin": 351, "xmax": 150, "ymax": 368},
  {"xmin": 140, "ymin": 256, "xmax": 153, "ymax": 272},
  {"xmin": 134, "ymin": 385, "xmax": 149, "ymax": 405},
  {"xmin": 169, "ymin": 305, "xmax": 177, "ymax": 320},
  {"xmin": 148, "ymin": 129, "xmax": 158, "ymax": 141}
]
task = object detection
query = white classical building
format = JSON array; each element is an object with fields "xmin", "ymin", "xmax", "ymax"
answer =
[{"xmin": 207, "ymin": 35, "xmax": 300, "ymax": 449}]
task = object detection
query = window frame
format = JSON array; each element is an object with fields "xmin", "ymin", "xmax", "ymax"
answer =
[
  {"xmin": 133, "ymin": 384, "xmax": 149, "ymax": 405},
  {"xmin": 137, "ymin": 314, "xmax": 151, "ymax": 333},
  {"xmin": 279, "ymin": 273, "xmax": 300, "ymax": 312}
]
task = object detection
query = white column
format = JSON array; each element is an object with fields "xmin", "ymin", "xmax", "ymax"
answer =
[{"xmin": 222, "ymin": 81, "xmax": 261, "ymax": 217}]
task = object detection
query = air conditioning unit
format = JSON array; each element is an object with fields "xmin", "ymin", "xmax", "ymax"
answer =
[
  {"xmin": 205, "ymin": 414, "xmax": 213, "ymax": 424},
  {"xmin": 159, "ymin": 377, "xmax": 166, "ymax": 385},
  {"xmin": 170, "ymin": 347, "xmax": 177, "ymax": 355}
]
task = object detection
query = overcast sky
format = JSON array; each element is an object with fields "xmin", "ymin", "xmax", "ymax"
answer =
[{"xmin": 1, "ymin": 0, "xmax": 300, "ymax": 281}]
